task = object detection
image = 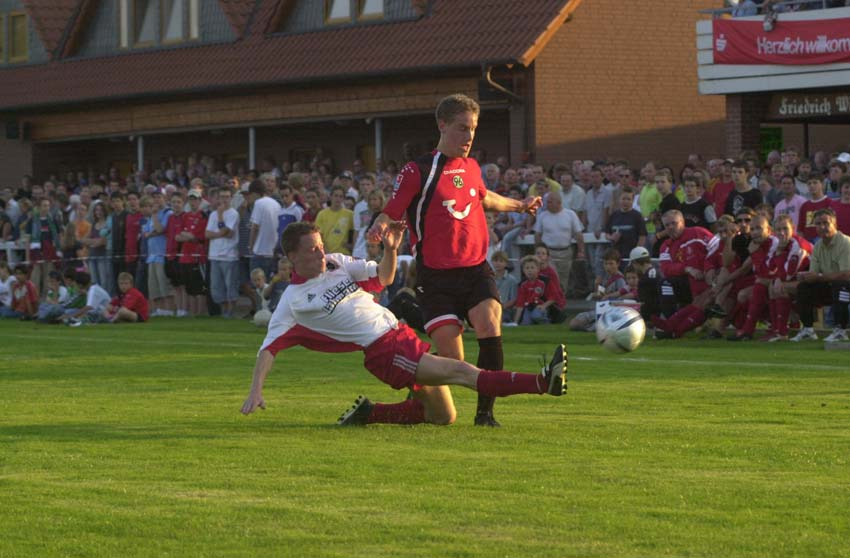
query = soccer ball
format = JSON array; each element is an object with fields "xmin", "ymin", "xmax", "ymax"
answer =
[
  {"xmin": 596, "ymin": 306, "xmax": 646, "ymax": 353},
  {"xmin": 253, "ymin": 309, "xmax": 272, "ymax": 328}
]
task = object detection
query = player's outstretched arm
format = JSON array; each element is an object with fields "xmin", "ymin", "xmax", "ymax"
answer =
[
  {"xmin": 367, "ymin": 212, "xmax": 392, "ymax": 243},
  {"xmin": 377, "ymin": 221, "xmax": 406, "ymax": 286},
  {"xmin": 482, "ymin": 191, "xmax": 542, "ymax": 216},
  {"xmin": 241, "ymin": 350, "xmax": 275, "ymax": 415}
]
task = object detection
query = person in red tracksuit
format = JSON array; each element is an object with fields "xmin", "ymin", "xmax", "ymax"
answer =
[
  {"xmin": 765, "ymin": 214, "xmax": 812, "ymax": 341},
  {"xmin": 360, "ymin": 94, "xmax": 542, "ymax": 427},
  {"xmin": 727, "ymin": 215, "xmax": 776, "ymax": 341}
]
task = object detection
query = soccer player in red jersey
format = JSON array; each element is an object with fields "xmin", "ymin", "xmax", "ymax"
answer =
[
  {"xmin": 765, "ymin": 214, "xmax": 811, "ymax": 341},
  {"xmin": 366, "ymin": 94, "xmax": 542, "ymax": 426}
]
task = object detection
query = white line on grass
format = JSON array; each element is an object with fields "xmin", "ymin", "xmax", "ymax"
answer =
[{"xmin": 570, "ymin": 355, "xmax": 848, "ymax": 372}]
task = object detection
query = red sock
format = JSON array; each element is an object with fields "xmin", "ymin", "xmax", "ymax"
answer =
[
  {"xmin": 367, "ymin": 399, "xmax": 425, "ymax": 425},
  {"xmin": 774, "ymin": 297, "xmax": 791, "ymax": 335},
  {"xmin": 477, "ymin": 370, "xmax": 542, "ymax": 397},
  {"xmin": 672, "ymin": 305, "xmax": 706, "ymax": 337},
  {"xmin": 768, "ymin": 299, "xmax": 778, "ymax": 332},
  {"xmin": 741, "ymin": 283, "xmax": 767, "ymax": 335},
  {"xmin": 732, "ymin": 301, "xmax": 748, "ymax": 330}
]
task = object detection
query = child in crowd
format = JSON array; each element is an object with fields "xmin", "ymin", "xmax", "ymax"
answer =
[
  {"xmin": 833, "ymin": 175, "xmax": 850, "ymax": 234},
  {"xmin": 36, "ymin": 270, "xmax": 69, "ymax": 322},
  {"xmin": 533, "ymin": 244, "xmax": 567, "ymax": 323},
  {"xmin": 0, "ymin": 265, "xmax": 37, "ymax": 320},
  {"xmin": 490, "ymin": 251, "xmax": 518, "ymax": 325},
  {"xmin": 263, "ymin": 258, "xmax": 292, "ymax": 313},
  {"xmin": 681, "ymin": 175, "xmax": 716, "ymax": 230},
  {"xmin": 105, "ymin": 272, "xmax": 149, "ymax": 323},
  {"xmin": 251, "ymin": 268, "xmax": 272, "ymax": 326},
  {"xmin": 485, "ymin": 210, "xmax": 501, "ymax": 262},
  {"xmin": 0, "ymin": 261, "xmax": 15, "ymax": 312},
  {"xmin": 622, "ymin": 266, "xmax": 640, "ymax": 299},
  {"xmin": 569, "ymin": 249, "xmax": 628, "ymax": 332},
  {"xmin": 514, "ymin": 255, "xmax": 559, "ymax": 325},
  {"xmin": 144, "ymin": 191, "xmax": 174, "ymax": 317},
  {"xmin": 65, "ymin": 271, "xmax": 111, "ymax": 326}
]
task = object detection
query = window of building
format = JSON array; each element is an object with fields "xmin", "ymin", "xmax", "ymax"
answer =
[
  {"xmin": 9, "ymin": 12, "xmax": 28, "ymax": 62},
  {"xmin": 359, "ymin": 0, "xmax": 383, "ymax": 19},
  {"xmin": 119, "ymin": 0, "xmax": 199, "ymax": 48},
  {"xmin": 326, "ymin": 0, "xmax": 352, "ymax": 24}
]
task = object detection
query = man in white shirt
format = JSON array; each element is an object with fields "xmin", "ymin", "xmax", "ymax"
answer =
[
  {"xmin": 247, "ymin": 180, "xmax": 282, "ymax": 280},
  {"xmin": 351, "ymin": 174, "xmax": 377, "ymax": 259},
  {"xmin": 774, "ymin": 174, "xmax": 808, "ymax": 230},
  {"xmin": 239, "ymin": 221, "xmax": 567, "ymax": 426},
  {"xmin": 206, "ymin": 188, "xmax": 241, "ymax": 318},
  {"xmin": 558, "ymin": 171, "xmax": 586, "ymax": 221},
  {"xmin": 66, "ymin": 271, "xmax": 111, "ymax": 325},
  {"xmin": 534, "ymin": 193, "xmax": 586, "ymax": 295}
]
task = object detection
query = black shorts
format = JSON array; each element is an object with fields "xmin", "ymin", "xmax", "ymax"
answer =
[
  {"xmin": 416, "ymin": 260, "xmax": 500, "ymax": 334},
  {"xmin": 179, "ymin": 262, "xmax": 207, "ymax": 296},
  {"xmin": 165, "ymin": 259, "xmax": 182, "ymax": 286}
]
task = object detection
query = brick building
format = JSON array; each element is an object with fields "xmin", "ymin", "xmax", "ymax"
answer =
[{"xmin": 0, "ymin": 0, "xmax": 725, "ymax": 183}]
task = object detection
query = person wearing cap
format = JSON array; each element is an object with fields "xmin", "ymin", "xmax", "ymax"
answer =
[{"xmin": 246, "ymin": 179, "xmax": 282, "ymax": 281}]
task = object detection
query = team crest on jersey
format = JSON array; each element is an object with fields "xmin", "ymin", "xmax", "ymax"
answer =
[
  {"xmin": 452, "ymin": 175, "xmax": 464, "ymax": 189},
  {"xmin": 393, "ymin": 173, "xmax": 403, "ymax": 193}
]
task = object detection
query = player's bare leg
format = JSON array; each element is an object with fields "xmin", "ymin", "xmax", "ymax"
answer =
[{"xmin": 468, "ymin": 298, "xmax": 503, "ymax": 426}]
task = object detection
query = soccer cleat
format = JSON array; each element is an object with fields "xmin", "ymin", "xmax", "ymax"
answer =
[
  {"xmin": 336, "ymin": 396, "xmax": 374, "ymax": 426},
  {"xmin": 790, "ymin": 327, "xmax": 818, "ymax": 342},
  {"xmin": 824, "ymin": 328, "xmax": 849, "ymax": 342},
  {"xmin": 705, "ymin": 304, "xmax": 727, "ymax": 319},
  {"xmin": 474, "ymin": 412, "xmax": 501, "ymax": 427},
  {"xmin": 540, "ymin": 344, "xmax": 567, "ymax": 396},
  {"xmin": 67, "ymin": 318, "xmax": 82, "ymax": 327}
]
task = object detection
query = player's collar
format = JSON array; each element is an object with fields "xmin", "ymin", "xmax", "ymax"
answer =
[{"xmin": 290, "ymin": 271, "xmax": 309, "ymax": 285}]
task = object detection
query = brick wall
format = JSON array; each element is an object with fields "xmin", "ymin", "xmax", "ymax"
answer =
[{"xmin": 532, "ymin": 0, "xmax": 726, "ymax": 168}]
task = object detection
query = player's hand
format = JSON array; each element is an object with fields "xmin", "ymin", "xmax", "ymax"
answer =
[
  {"xmin": 367, "ymin": 214, "xmax": 390, "ymax": 243},
  {"xmin": 382, "ymin": 220, "xmax": 407, "ymax": 251},
  {"xmin": 521, "ymin": 197, "xmax": 542, "ymax": 216},
  {"xmin": 241, "ymin": 392, "xmax": 266, "ymax": 415}
]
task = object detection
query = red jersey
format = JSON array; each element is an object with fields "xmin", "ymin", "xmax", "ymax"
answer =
[
  {"xmin": 12, "ymin": 279, "xmax": 38, "ymax": 314},
  {"xmin": 831, "ymin": 199, "xmax": 850, "ymax": 235},
  {"xmin": 165, "ymin": 211, "xmax": 184, "ymax": 260},
  {"xmin": 178, "ymin": 211, "xmax": 208, "ymax": 264},
  {"xmin": 750, "ymin": 237, "xmax": 776, "ymax": 278},
  {"xmin": 798, "ymin": 196, "xmax": 831, "ymax": 241},
  {"xmin": 767, "ymin": 234, "xmax": 811, "ymax": 281},
  {"xmin": 704, "ymin": 234, "xmax": 724, "ymax": 272},
  {"xmin": 125, "ymin": 211, "xmax": 143, "ymax": 264},
  {"xmin": 515, "ymin": 277, "xmax": 560, "ymax": 307},
  {"xmin": 659, "ymin": 226, "xmax": 713, "ymax": 278},
  {"xmin": 383, "ymin": 152, "xmax": 488, "ymax": 269},
  {"xmin": 711, "ymin": 181, "xmax": 734, "ymax": 217},
  {"xmin": 112, "ymin": 287, "xmax": 149, "ymax": 321},
  {"xmin": 539, "ymin": 265, "xmax": 566, "ymax": 309}
]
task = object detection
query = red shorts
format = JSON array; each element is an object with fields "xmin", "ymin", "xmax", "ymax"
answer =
[
  {"xmin": 363, "ymin": 325, "xmax": 431, "ymax": 390},
  {"xmin": 733, "ymin": 274, "xmax": 756, "ymax": 292}
]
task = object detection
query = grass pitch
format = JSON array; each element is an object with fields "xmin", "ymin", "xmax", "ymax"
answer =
[{"xmin": 1, "ymin": 319, "xmax": 848, "ymax": 557}]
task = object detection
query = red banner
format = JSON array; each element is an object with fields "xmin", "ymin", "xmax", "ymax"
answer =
[{"xmin": 713, "ymin": 17, "xmax": 850, "ymax": 65}]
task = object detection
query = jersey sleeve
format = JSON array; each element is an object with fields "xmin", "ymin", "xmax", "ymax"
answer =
[
  {"xmin": 328, "ymin": 253, "xmax": 383, "ymax": 292},
  {"xmin": 205, "ymin": 213, "xmax": 218, "ymax": 233},
  {"xmin": 383, "ymin": 162, "xmax": 422, "ymax": 221}
]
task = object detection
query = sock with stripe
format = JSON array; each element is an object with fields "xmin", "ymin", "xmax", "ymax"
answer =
[
  {"xmin": 366, "ymin": 399, "xmax": 426, "ymax": 425},
  {"xmin": 476, "ymin": 370, "xmax": 542, "ymax": 397}
]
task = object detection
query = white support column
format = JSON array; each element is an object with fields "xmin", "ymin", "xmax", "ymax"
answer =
[
  {"xmin": 248, "ymin": 127, "xmax": 256, "ymax": 170},
  {"xmin": 374, "ymin": 118, "xmax": 383, "ymax": 168},
  {"xmin": 136, "ymin": 135, "xmax": 144, "ymax": 172}
]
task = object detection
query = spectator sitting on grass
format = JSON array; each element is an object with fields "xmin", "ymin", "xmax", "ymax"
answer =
[
  {"xmin": 263, "ymin": 258, "xmax": 292, "ymax": 313},
  {"xmin": 105, "ymin": 272, "xmax": 149, "ymax": 323},
  {"xmin": 0, "ymin": 261, "xmax": 15, "ymax": 311},
  {"xmin": 36, "ymin": 270, "xmax": 69, "ymax": 322},
  {"xmin": 514, "ymin": 255, "xmax": 559, "ymax": 326},
  {"xmin": 533, "ymin": 243, "xmax": 567, "ymax": 323},
  {"xmin": 251, "ymin": 268, "xmax": 271, "ymax": 327},
  {"xmin": 0, "ymin": 265, "xmax": 38, "ymax": 320},
  {"xmin": 569, "ymin": 249, "xmax": 628, "ymax": 332},
  {"xmin": 64, "ymin": 271, "xmax": 111, "ymax": 326}
]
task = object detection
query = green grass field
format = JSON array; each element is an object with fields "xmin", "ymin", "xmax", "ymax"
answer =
[{"xmin": 1, "ymin": 319, "xmax": 848, "ymax": 557}]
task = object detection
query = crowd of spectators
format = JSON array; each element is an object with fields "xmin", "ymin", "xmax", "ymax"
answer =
[{"xmin": 1, "ymin": 144, "xmax": 849, "ymax": 342}]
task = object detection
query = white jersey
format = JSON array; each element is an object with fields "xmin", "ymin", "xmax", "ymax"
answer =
[{"xmin": 260, "ymin": 253, "xmax": 396, "ymax": 355}]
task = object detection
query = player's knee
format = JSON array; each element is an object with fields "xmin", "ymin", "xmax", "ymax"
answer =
[{"xmin": 428, "ymin": 408, "xmax": 457, "ymax": 426}]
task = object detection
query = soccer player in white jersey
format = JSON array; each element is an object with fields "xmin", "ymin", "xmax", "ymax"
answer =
[{"xmin": 240, "ymin": 221, "xmax": 567, "ymax": 426}]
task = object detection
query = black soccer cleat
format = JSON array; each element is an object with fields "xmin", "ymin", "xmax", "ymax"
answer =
[
  {"xmin": 541, "ymin": 344, "xmax": 567, "ymax": 396},
  {"xmin": 337, "ymin": 396, "xmax": 374, "ymax": 426},
  {"xmin": 474, "ymin": 412, "xmax": 501, "ymax": 427}
]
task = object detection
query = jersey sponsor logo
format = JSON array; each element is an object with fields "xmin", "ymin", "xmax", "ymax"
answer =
[
  {"xmin": 322, "ymin": 279, "xmax": 360, "ymax": 314},
  {"xmin": 442, "ymin": 199, "xmax": 472, "ymax": 220},
  {"xmin": 452, "ymin": 175, "xmax": 464, "ymax": 189},
  {"xmin": 307, "ymin": 293, "xmax": 316, "ymax": 302},
  {"xmin": 442, "ymin": 168, "xmax": 466, "ymax": 175}
]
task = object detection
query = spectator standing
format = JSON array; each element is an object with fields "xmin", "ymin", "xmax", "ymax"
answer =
[
  {"xmin": 352, "ymin": 175, "xmax": 378, "ymax": 259},
  {"xmin": 606, "ymin": 186, "xmax": 646, "ymax": 264},
  {"xmin": 584, "ymin": 166, "xmax": 613, "ymax": 282},
  {"xmin": 559, "ymin": 172, "xmax": 586, "ymax": 220},
  {"xmin": 83, "ymin": 202, "xmax": 112, "ymax": 291},
  {"xmin": 206, "ymin": 188, "xmax": 241, "ymax": 318},
  {"xmin": 277, "ymin": 184, "xmax": 304, "ymax": 252},
  {"xmin": 176, "ymin": 191, "xmax": 208, "ymax": 317},
  {"xmin": 792, "ymin": 208, "xmax": 850, "ymax": 342},
  {"xmin": 144, "ymin": 191, "xmax": 174, "ymax": 316},
  {"xmin": 681, "ymin": 176, "xmax": 716, "ymax": 230},
  {"xmin": 534, "ymin": 192, "xmax": 585, "ymax": 295},
  {"xmin": 316, "ymin": 186, "xmax": 354, "ymax": 255},
  {"xmin": 832, "ymin": 176, "xmax": 850, "ymax": 234},
  {"xmin": 774, "ymin": 174, "xmax": 808, "ymax": 230},
  {"xmin": 798, "ymin": 177, "xmax": 832, "ymax": 243},
  {"xmin": 724, "ymin": 161, "xmax": 763, "ymax": 217},
  {"xmin": 247, "ymin": 179, "xmax": 282, "ymax": 279},
  {"xmin": 110, "ymin": 192, "xmax": 128, "ymax": 293},
  {"xmin": 124, "ymin": 192, "xmax": 143, "ymax": 290},
  {"xmin": 29, "ymin": 198, "xmax": 63, "ymax": 297}
]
